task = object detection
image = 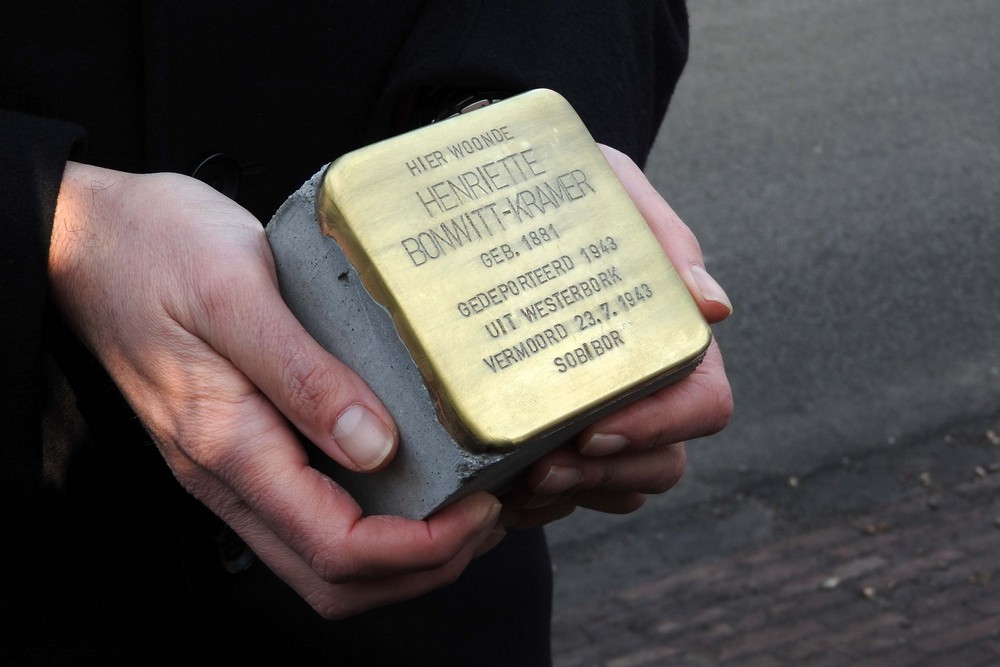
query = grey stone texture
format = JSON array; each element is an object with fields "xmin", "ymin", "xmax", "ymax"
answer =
[{"xmin": 267, "ymin": 169, "xmax": 518, "ymax": 519}]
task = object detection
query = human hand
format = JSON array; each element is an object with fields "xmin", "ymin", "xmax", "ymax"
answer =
[
  {"xmin": 48, "ymin": 162, "xmax": 505, "ymax": 618},
  {"xmin": 501, "ymin": 145, "xmax": 734, "ymax": 528}
]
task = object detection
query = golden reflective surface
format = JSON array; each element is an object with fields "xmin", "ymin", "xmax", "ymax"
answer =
[{"xmin": 317, "ymin": 89, "xmax": 710, "ymax": 451}]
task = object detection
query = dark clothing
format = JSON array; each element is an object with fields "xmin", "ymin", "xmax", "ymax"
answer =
[{"xmin": 1, "ymin": 2, "xmax": 688, "ymax": 664}]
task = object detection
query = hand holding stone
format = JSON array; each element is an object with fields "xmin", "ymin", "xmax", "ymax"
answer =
[
  {"xmin": 503, "ymin": 146, "xmax": 734, "ymax": 528},
  {"xmin": 49, "ymin": 162, "xmax": 504, "ymax": 618}
]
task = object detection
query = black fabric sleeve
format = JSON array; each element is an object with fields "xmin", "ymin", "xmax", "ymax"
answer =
[
  {"xmin": 0, "ymin": 109, "xmax": 85, "ymax": 500},
  {"xmin": 372, "ymin": 0, "xmax": 689, "ymax": 168}
]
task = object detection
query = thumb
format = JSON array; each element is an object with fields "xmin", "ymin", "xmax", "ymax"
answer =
[
  {"xmin": 209, "ymin": 273, "xmax": 397, "ymax": 472},
  {"xmin": 599, "ymin": 144, "xmax": 733, "ymax": 324},
  {"xmin": 164, "ymin": 207, "xmax": 398, "ymax": 473}
]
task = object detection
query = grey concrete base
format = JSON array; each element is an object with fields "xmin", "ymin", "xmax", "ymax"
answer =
[{"xmin": 266, "ymin": 168, "xmax": 552, "ymax": 519}]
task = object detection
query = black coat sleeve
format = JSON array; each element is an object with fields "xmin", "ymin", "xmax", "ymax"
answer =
[
  {"xmin": 0, "ymin": 110, "xmax": 84, "ymax": 499},
  {"xmin": 372, "ymin": 0, "xmax": 689, "ymax": 168}
]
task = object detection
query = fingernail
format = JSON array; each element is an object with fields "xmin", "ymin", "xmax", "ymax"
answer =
[
  {"xmin": 535, "ymin": 465, "xmax": 583, "ymax": 495},
  {"xmin": 691, "ymin": 265, "xmax": 733, "ymax": 315},
  {"xmin": 473, "ymin": 498, "xmax": 503, "ymax": 534},
  {"xmin": 580, "ymin": 433, "xmax": 629, "ymax": 457},
  {"xmin": 474, "ymin": 525, "xmax": 507, "ymax": 557},
  {"xmin": 332, "ymin": 405, "xmax": 394, "ymax": 471}
]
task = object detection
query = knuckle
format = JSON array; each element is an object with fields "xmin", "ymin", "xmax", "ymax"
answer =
[
  {"xmin": 685, "ymin": 366, "xmax": 734, "ymax": 438},
  {"xmin": 704, "ymin": 381, "xmax": 735, "ymax": 435},
  {"xmin": 647, "ymin": 457, "xmax": 685, "ymax": 494},
  {"xmin": 283, "ymin": 353, "xmax": 337, "ymax": 422},
  {"xmin": 308, "ymin": 592, "xmax": 353, "ymax": 621},
  {"xmin": 433, "ymin": 557, "xmax": 468, "ymax": 588},
  {"xmin": 591, "ymin": 461, "xmax": 618, "ymax": 490},
  {"xmin": 307, "ymin": 527, "xmax": 360, "ymax": 585},
  {"xmin": 310, "ymin": 549, "xmax": 354, "ymax": 585},
  {"xmin": 672, "ymin": 221, "xmax": 702, "ymax": 253},
  {"xmin": 421, "ymin": 541, "xmax": 461, "ymax": 571},
  {"xmin": 190, "ymin": 261, "xmax": 249, "ymax": 318},
  {"xmin": 580, "ymin": 491, "xmax": 647, "ymax": 515},
  {"xmin": 162, "ymin": 391, "xmax": 281, "ymax": 503},
  {"xmin": 170, "ymin": 397, "xmax": 245, "ymax": 474},
  {"xmin": 620, "ymin": 493, "xmax": 649, "ymax": 514}
]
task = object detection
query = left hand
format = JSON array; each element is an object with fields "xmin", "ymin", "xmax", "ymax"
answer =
[
  {"xmin": 49, "ymin": 163, "xmax": 506, "ymax": 618},
  {"xmin": 500, "ymin": 145, "xmax": 734, "ymax": 528}
]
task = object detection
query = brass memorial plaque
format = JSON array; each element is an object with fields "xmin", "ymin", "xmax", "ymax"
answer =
[{"xmin": 317, "ymin": 89, "xmax": 711, "ymax": 451}]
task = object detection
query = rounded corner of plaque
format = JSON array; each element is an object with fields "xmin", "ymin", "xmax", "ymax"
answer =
[
  {"xmin": 318, "ymin": 156, "xmax": 349, "ymax": 193},
  {"xmin": 444, "ymin": 413, "xmax": 526, "ymax": 455},
  {"xmin": 525, "ymin": 88, "xmax": 573, "ymax": 113},
  {"xmin": 696, "ymin": 319, "xmax": 714, "ymax": 349},
  {"xmin": 675, "ymin": 317, "xmax": 714, "ymax": 369},
  {"xmin": 528, "ymin": 87, "xmax": 565, "ymax": 102},
  {"xmin": 459, "ymin": 435, "xmax": 522, "ymax": 455},
  {"xmin": 315, "ymin": 159, "xmax": 359, "ymax": 237}
]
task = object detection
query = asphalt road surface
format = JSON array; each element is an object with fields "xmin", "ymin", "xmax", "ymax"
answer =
[{"xmin": 546, "ymin": 0, "xmax": 1000, "ymax": 641}]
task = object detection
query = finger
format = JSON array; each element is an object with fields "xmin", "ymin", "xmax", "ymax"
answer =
[
  {"xmin": 142, "ymin": 331, "xmax": 505, "ymax": 579},
  {"xmin": 177, "ymin": 233, "xmax": 399, "ymax": 473},
  {"xmin": 227, "ymin": 489, "xmax": 502, "ymax": 586},
  {"xmin": 163, "ymin": 388, "xmax": 502, "ymax": 581},
  {"xmin": 573, "ymin": 340, "xmax": 732, "ymax": 456},
  {"xmin": 502, "ymin": 501, "xmax": 577, "ymax": 531},
  {"xmin": 339, "ymin": 493, "xmax": 503, "ymax": 579},
  {"xmin": 573, "ymin": 490, "xmax": 649, "ymax": 515},
  {"xmin": 522, "ymin": 443, "xmax": 686, "ymax": 499},
  {"xmin": 599, "ymin": 144, "xmax": 733, "ymax": 324},
  {"xmin": 315, "ymin": 543, "xmax": 488, "ymax": 619},
  {"xmin": 506, "ymin": 489, "xmax": 650, "ymax": 528},
  {"xmin": 208, "ymin": 488, "xmax": 502, "ymax": 620}
]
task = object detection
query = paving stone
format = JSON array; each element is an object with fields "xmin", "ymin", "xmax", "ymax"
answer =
[{"xmin": 553, "ymin": 462, "xmax": 1000, "ymax": 666}]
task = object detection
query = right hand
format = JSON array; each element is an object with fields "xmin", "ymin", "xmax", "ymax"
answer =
[
  {"xmin": 500, "ymin": 145, "xmax": 734, "ymax": 528},
  {"xmin": 49, "ymin": 162, "xmax": 505, "ymax": 618}
]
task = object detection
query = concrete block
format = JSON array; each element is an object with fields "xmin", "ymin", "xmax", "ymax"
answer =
[{"xmin": 267, "ymin": 169, "xmax": 548, "ymax": 519}]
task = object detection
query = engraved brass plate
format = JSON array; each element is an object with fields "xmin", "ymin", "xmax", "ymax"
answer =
[{"xmin": 317, "ymin": 89, "xmax": 710, "ymax": 451}]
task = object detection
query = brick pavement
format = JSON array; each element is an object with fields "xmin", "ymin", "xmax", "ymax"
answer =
[{"xmin": 553, "ymin": 465, "xmax": 1000, "ymax": 666}]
